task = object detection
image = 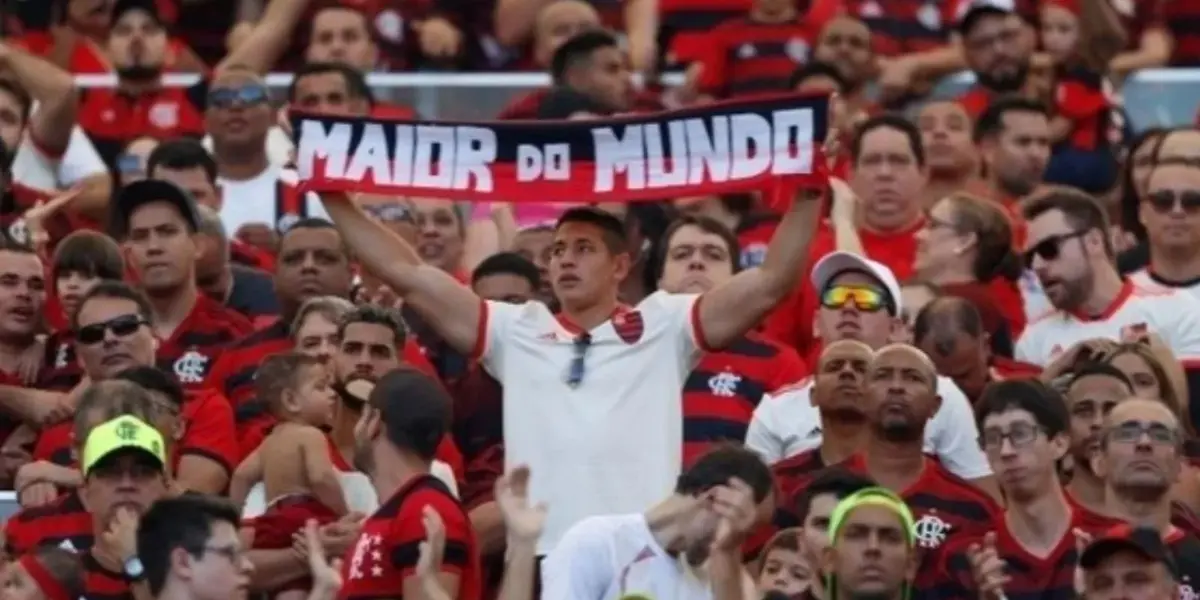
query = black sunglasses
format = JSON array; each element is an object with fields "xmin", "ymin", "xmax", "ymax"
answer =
[
  {"xmin": 1146, "ymin": 190, "xmax": 1200, "ymax": 214},
  {"xmin": 76, "ymin": 314, "xmax": 147, "ymax": 345},
  {"xmin": 207, "ymin": 84, "xmax": 270, "ymax": 109},
  {"xmin": 1023, "ymin": 230, "xmax": 1088, "ymax": 269}
]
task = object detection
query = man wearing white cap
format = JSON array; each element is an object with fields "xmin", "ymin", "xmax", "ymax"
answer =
[{"xmin": 746, "ymin": 251, "xmax": 993, "ymax": 488}]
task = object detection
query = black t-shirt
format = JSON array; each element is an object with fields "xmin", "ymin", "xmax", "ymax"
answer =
[{"xmin": 227, "ymin": 265, "xmax": 280, "ymax": 322}]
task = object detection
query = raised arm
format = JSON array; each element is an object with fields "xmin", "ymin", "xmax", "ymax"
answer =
[
  {"xmin": 319, "ymin": 192, "xmax": 483, "ymax": 355},
  {"xmin": 0, "ymin": 41, "xmax": 78, "ymax": 154},
  {"xmin": 697, "ymin": 189, "xmax": 821, "ymax": 349},
  {"xmin": 216, "ymin": 0, "xmax": 313, "ymax": 75}
]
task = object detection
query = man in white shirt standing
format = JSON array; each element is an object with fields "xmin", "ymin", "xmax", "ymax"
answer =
[
  {"xmin": 1129, "ymin": 158, "xmax": 1200, "ymax": 302},
  {"xmin": 318, "ymin": 187, "xmax": 821, "ymax": 556},
  {"xmin": 1017, "ymin": 187, "xmax": 1200, "ymax": 428},
  {"xmin": 745, "ymin": 251, "xmax": 991, "ymax": 484},
  {"xmin": 542, "ymin": 445, "xmax": 769, "ymax": 600}
]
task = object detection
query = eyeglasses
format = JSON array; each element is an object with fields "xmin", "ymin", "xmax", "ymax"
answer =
[
  {"xmin": 1146, "ymin": 190, "xmax": 1200, "ymax": 214},
  {"xmin": 1023, "ymin": 230, "xmax": 1088, "ymax": 269},
  {"xmin": 820, "ymin": 285, "xmax": 888, "ymax": 313},
  {"xmin": 207, "ymin": 84, "xmax": 270, "ymax": 109},
  {"xmin": 199, "ymin": 544, "xmax": 244, "ymax": 564},
  {"xmin": 980, "ymin": 422, "xmax": 1043, "ymax": 451},
  {"xmin": 565, "ymin": 332, "xmax": 592, "ymax": 388},
  {"xmin": 76, "ymin": 314, "xmax": 148, "ymax": 345},
  {"xmin": 1107, "ymin": 421, "xmax": 1178, "ymax": 446}
]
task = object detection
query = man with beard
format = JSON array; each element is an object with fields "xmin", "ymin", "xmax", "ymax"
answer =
[
  {"xmin": 957, "ymin": 2, "xmax": 1040, "ymax": 120},
  {"xmin": 934, "ymin": 379, "xmax": 1095, "ymax": 598},
  {"xmin": 834, "ymin": 344, "xmax": 1001, "ymax": 594},
  {"xmin": 1016, "ymin": 188, "xmax": 1200, "ymax": 394},
  {"xmin": 543, "ymin": 445, "xmax": 768, "ymax": 599},
  {"xmin": 748, "ymin": 252, "xmax": 990, "ymax": 489},
  {"xmin": 974, "ymin": 97, "xmax": 1052, "ymax": 211},
  {"xmin": 77, "ymin": 0, "xmax": 308, "ymax": 166},
  {"xmin": 340, "ymin": 367, "xmax": 481, "ymax": 599},
  {"xmin": 1062, "ymin": 362, "xmax": 1136, "ymax": 515},
  {"xmin": 1085, "ymin": 398, "xmax": 1200, "ymax": 579}
]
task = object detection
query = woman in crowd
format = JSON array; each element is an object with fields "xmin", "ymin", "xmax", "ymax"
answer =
[
  {"xmin": 291, "ymin": 296, "xmax": 356, "ymax": 365},
  {"xmin": 0, "ymin": 547, "xmax": 82, "ymax": 600}
]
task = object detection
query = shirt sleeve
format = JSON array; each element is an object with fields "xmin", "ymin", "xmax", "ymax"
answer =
[
  {"xmin": 179, "ymin": 392, "xmax": 239, "ymax": 475},
  {"xmin": 641, "ymin": 290, "xmax": 705, "ymax": 370},
  {"xmin": 389, "ymin": 494, "xmax": 473, "ymax": 578},
  {"xmin": 928, "ymin": 378, "xmax": 992, "ymax": 480},
  {"xmin": 745, "ymin": 392, "xmax": 785, "ymax": 464},
  {"xmin": 540, "ymin": 517, "xmax": 616, "ymax": 600},
  {"xmin": 57, "ymin": 128, "xmax": 109, "ymax": 186},
  {"xmin": 476, "ymin": 299, "xmax": 524, "ymax": 376}
]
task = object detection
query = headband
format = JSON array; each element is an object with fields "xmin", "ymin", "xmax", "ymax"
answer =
[
  {"xmin": 828, "ymin": 487, "xmax": 916, "ymax": 548},
  {"xmin": 19, "ymin": 555, "xmax": 72, "ymax": 600}
]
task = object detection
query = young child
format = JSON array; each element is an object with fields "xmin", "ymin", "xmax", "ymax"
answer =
[{"xmin": 231, "ymin": 352, "xmax": 348, "ymax": 599}]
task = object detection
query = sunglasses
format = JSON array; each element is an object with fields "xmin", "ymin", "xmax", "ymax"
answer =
[
  {"xmin": 1022, "ymin": 230, "xmax": 1088, "ymax": 269},
  {"xmin": 207, "ymin": 85, "xmax": 270, "ymax": 109},
  {"xmin": 1146, "ymin": 190, "xmax": 1200, "ymax": 214},
  {"xmin": 76, "ymin": 314, "xmax": 147, "ymax": 345},
  {"xmin": 820, "ymin": 285, "xmax": 889, "ymax": 313}
]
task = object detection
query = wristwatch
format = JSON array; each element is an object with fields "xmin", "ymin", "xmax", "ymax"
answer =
[{"xmin": 123, "ymin": 556, "xmax": 145, "ymax": 582}]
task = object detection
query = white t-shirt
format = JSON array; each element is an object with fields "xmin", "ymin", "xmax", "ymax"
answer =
[
  {"xmin": 1016, "ymin": 280, "xmax": 1200, "ymax": 365},
  {"xmin": 11, "ymin": 126, "xmax": 108, "ymax": 192},
  {"xmin": 541, "ymin": 513, "xmax": 712, "ymax": 600},
  {"xmin": 744, "ymin": 375, "xmax": 992, "ymax": 480},
  {"xmin": 481, "ymin": 291, "xmax": 703, "ymax": 554},
  {"xmin": 217, "ymin": 164, "xmax": 328, "ymax": 235},
  {"xmin": 1129, "ymin": 269, "xmax": 1200, "ymax": 304}
]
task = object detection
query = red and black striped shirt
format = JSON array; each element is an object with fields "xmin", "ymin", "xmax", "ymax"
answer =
[
  {"xmin": 1164, "ymin": 0, "xmax": 1200, "ymax": 66},
  {"xmin": 158, "ymin": 293, "xmax": 255, "ymax": 390},
  {"xmin": 696, "ymin": 17, "xmax": 814, "ymax": 98},
  {"xmin": 1053, "ymin": 66, "xmax": 1109, "ymax": 152},
  {"xmin": 81, "ymin": 551, "xmax": 130, "ymax": 600},
  {"xmin": 337, "ymin": 474, "xmax": 481, "ymax": 600},
  {"xmin": 4, "ymin": 490, "xmax": 93, "ymax": 556},
  {"xmin": 683, "ymin": 334, "xmax": 808, "ymax": 467},
  {"xmin": 36, "ymin": 330, "xmax": 82, "ymax": 392}
]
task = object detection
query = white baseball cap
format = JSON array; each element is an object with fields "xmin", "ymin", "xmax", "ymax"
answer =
[{"xmin": 811, "ymin": 251, "xmax": 903, "ymax": 316}]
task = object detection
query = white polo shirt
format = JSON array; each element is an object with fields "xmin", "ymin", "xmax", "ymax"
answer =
[
  {"xmin": 1016, "ymin": 280, "xmax": 1200, "ymax": 365},
  {"xmin": 542, "ymin": 513, "xmax": 713, "ymax": 600},
  {"xmin": 480, "ymin": 291, "xmax": 703, "ymax": 554},
  {"xmin": 744, "ymin": 375, "xmax": 992, "ymax": 480}
]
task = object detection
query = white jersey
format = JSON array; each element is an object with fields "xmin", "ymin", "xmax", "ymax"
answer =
[
  {"xmin": 1016, "ymin": 280, "xmax": 1200, "ymax": 365},
  {"xmin": 217, "ymin": 164, "xmax": 328, "ymax": 235},
  {"xmin": 11, "ymin": 126, "xmax": 108, "ymax": 192},
  {"xmin": 481, "ymin": 291, "xmax": 703, "ymax": 554},
  {"xmin": 1129, "ymin": 269, "xmax": 1200, "ymax": 304},
  {"xmin": 744, "ymin": 375, "xmax": 992, "ymax": 480},
  {"xmin": 542, "ymin": 513, "xmax": 713, "ymax": 600}
]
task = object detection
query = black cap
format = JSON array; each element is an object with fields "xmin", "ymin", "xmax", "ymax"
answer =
[
  {"xmin": 112, "ymin": 0, "xmax": 165, "ymax": 26},
  {"xmin": 1079, "ymin": 526, "xmax": 1180, "ymax": 580},
  {"xmin": 110, "ymin": 179, "xmax": 201, "ymax": 239},
  {"xmin": 956, "ymin": 0, "xmax": 1014, "ymax": 34}
]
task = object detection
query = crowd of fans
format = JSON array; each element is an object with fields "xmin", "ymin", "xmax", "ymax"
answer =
[{"xmin": 0, "ymin": 0, "xmax": 1196, "ymax": 599}]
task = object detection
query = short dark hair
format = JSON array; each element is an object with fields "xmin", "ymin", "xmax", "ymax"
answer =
[
  {"xmin": 654, "ymin": 215, "xmax": 741, "ymax": 282},
  {"xmin": 71, "ymin": 280, "xmax": 154, "ymax": 331},
  {"xmin": 976, "ymin": 379, "xmax": 1070, "ymax": 437},
  {"xmin": 973, "ymin": 95, "xmax": 1050, "ymax": 143},
  {"xmin": 52, "ymin": 231, "xmax": 126, "ymax": 281},
  {"xmin": 367, "ymin": 367, "xmax": 450, "ymax": 460},
  {"xmin": 146, "ymin": 138, "xmax": 218, "ymax": 184},
  {"xmin": 290, "ymin": 61, "xmax": 375, "ymax": 107},
  {"xmin": 794, "ymin": 467, "xmax": 876, "ymax": 522},
  {"xmin": 257, "ymin": 352, "xmax": 323, "ymax": 414},
  {"xmin": 25, "ymin": 546, "xmax": 84, "ymax": 600},
  {"xmin": 550, "ymin": 30, "xmax": 619, "ymax": 84},
  {"xmin": 1066, "ymin": 362, "xmax": 1135, "ymax": 394},
  {"xmin": 339, "ymin": 304, "xmax": 407, "ymax": 348},
  {"xmin": 536, "ymin": 86, "xmax": 613, "ymax": 119},
  {"xmin": 912, "ymin": 296, "xmax": 985, "ymax": 354},
  {"xmin": 112, "ymin": 366, "xmax": 185, "ymax": 410},
  {"xmin": 1022, "ymin": 186, "xmax": 1112, "ymax": 256},
  {"xmin": 555, "ymin": 206, "xmax": 629, "ymax": 255},
  {"xmin": 138, "ymin": 495, "xmax": 242, "ymax": 596},
  {"xmin": 472, "ymin": 252, "xmax": 541, "ymax": 290},
  {"xmin": 73, "ymin": 380, "xmax": 158, "ymax": 445},
  {"xmin": 676, "ymin": 444, "xmax": 774, "ymax": 504},
  {"xmin": 851, "ymin": 113, "xmax": 925, "ymax": 167},
  {"xmin": 788, "ymin": 60, "xmax": 848, "ymax": 91}
]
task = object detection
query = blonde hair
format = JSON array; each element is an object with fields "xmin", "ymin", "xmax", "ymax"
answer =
[
  {"xmin": 290, "ymin": 296, "xmax": 356, "ymax": 339},
  {"xmin": 1104, "ymin": 341, "xmax": 1192, "ymax": 434},
  {"xmin": 937, "ymin": 192, "xmax": 1022, "ymax": 282}
]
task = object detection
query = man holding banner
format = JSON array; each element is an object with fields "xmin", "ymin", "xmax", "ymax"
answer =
[{"xmin": 298, "ymin": 94, "xmax": 831, "ymax": 558}]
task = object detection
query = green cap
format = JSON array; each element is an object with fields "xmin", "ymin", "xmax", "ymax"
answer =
[
  {"xmin": 828, "ymin": 487, "xmax": 916, "ymax": 548},
  {"xmin": 81, "ymin": 415, "xmax": 167, "ymax": 476}
]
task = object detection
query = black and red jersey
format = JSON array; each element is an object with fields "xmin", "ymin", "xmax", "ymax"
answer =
[
  {"xmin": 156, "ymin": 293, "xmax": 255, "ymax": 390},
  {"xmin": 450, "ymin": 367, "xmax": 504, "ymax": 511},
  {"xmin": 32, "ymin": 420, "xmax": 73, "ymax": 467},
  {"xmin": 81, "ymin": 551, "xmax": 129, "ymax": 600},
  {"xmin": 178, "ymin": 388, "xmax": 240, "ymax": 477},
  {"xmin": 696, "ymin": 17, "xmax": 814, "ymax": 98},
  {"xmin": 1165, "ymin": 0, "xmax": 1200, "ymax": 66},
  {"xmin": 77, "ymin": 82, "xmax": 207, "ymax": 167},
  {"xmin": 682, "ymin": 334, "xmax": 808, "ymax": 467},
  {"xmin": 4, "ymin": 490, "xmax": 93, "ymax": 555},
  {"xmin": 741, "ymin": 447, "xmax": 829, "ymax": 559},
  {"xmin": 37, "ymin": 330, "xmax": 82, "ymax": 392},
  {"xmin": 1053, "ymin": 66, "xmax": 1109, "ymax": 152},
  {"xmin": 208, "ymin": 319, "xmax": 293, "ymax": 407},
  {"xmin": 337, "ymin": 473, "xmax": 481, "ymax": 600}
]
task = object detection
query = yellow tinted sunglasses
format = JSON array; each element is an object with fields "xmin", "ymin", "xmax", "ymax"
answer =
[{"xmin": 820, "ymin": 284, "xmax": 889, "ymax": 313}]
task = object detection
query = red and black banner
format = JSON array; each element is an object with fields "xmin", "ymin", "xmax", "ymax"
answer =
[{"xmin": 292, "ymin": 93, "xmax": 830, "ymax": 203}]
